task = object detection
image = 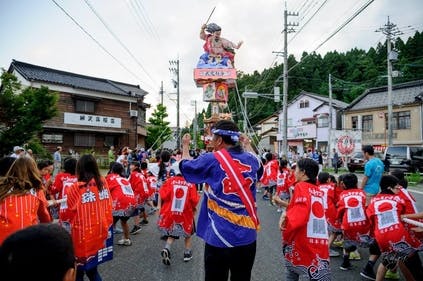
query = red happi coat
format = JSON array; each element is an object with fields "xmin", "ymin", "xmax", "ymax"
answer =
[
  {"xmin": 337, "ymin": 189, "xmax": 370, "ymax": 241},
  {"xmin": 0, "ymin": 189, "xmax": 51, "ymax": 245},
  {"xmin": 398, "ymin": 187, "xmax": 419, "ymax": 214},
  {"xmin": 366, "ymin": 193, "xmax": 422, "ymax": 253},
  {"xmin": 261, "ymin": 159, "xmax": 279, "ymax": 186},
  {"xmin": 106, "ymin": 173, "xmax": 137, "ymax": 217},
  {"xmin": 51, "ymin": 172, "xmax": 78, "ymax": 222},
  {"xmin": 50, "ymin": 172, "xmax": 78, "ymax": 199},
  {"xmin": 276, "ymin": 167, "xmax": 293, "ymax": 197},
  {"xmin": 398, "ymin": 187, "xmax": 423, "ymax": 240},
  {"xmin": 158, "ymin": 176, "xmax": 200, "ymax": 237},
  {"xmin": 65, "ymin": 179, "xmax": 113, "ymax": 263},
  {"xmin": 129, "ymin": 170, "xmax": 152, "ymax": 207},
  {"xmin": 146, "ymin": 175, "xmax": 158, "ymax": 192},
  {"xmin": 283, "ymin": 181, "xmax": 330, "ymax": 278},
  {"xmin": 318, "ymin": 183, "xmax": 339, "ymax": 229}
]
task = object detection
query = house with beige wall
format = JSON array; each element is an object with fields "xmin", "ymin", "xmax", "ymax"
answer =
[
  {"xmin": 254, "ymin": 114, "xmax": 278, "ymax": 153},
  {"xmin": 342, "ymin": 80, "xmax": 423, "ymax": 150}
]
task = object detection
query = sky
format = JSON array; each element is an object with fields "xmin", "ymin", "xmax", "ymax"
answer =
[{"xmin": 0, "ymin": 0, "xmax": 422, "ymax": 127}]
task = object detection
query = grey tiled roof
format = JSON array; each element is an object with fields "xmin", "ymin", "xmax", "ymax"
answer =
[
  {"xmin": 345, "ymin": 80, "xmax": 423, "ymax": 111},
  {"xmin": 9, "ymin": 60, "xmax": 148, "ymax": 97}
]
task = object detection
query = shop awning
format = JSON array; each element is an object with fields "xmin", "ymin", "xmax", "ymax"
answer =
[{"xmin": 43, "ymin": 125, "xmax": 127, "ymax": 134}]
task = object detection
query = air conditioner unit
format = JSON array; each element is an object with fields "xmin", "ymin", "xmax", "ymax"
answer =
[{"xmin": 129, "ymin": 110, "xmax": 138, "ymax": 117}]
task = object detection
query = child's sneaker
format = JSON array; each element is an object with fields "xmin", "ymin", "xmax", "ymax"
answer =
[
  {"xmin": 349, "ymin": 250, "xmax": 361, "ymax": 260},
  {"xmin": 161, "ymin": 248, "xmax": 171, "ymax": 265},
  {"xmin": 148, "ymin": 208, "xmax": 157, "ymax": 215},
  {"xmin": 139, "ymin": 219, "xmax": 149, "ymax": 225},
  {"xmin": 384, "ymin": 269, "xmax": 400, "ymax": 280},
  {"xmin": 130, "ymin": 225, "xmax": 141, "ymax": 235},
  {"xmin": 329, "ymin": 249, "xmax": 340, "ymax": 257},
  {"xmin": 332, "ymin": 239, "xmax": 344, "ymax": 248},
  {"xmin": 360, "ymin": 266, "xmax": 376, "ymax": 280},
  {"xmin": 183, "ymin": 250, "xmax": 193, "ymax": 262},
  {"xmin": 117, "ymin": 238, "xmax": 132, "ymax": 246},
  {"xmin": 339, "ymin": 262, "xmax": 353, "ymax": 271}
]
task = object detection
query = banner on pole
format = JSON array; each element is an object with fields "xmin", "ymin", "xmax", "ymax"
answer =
[{"xmin": 330, "ymin": 130, "xmax": 362, "ymax": 157}]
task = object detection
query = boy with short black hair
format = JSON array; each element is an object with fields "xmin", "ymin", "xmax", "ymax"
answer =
[
  {"xmin": 337, "ymin": 173, "xmax": 370, "ymax": 271},
  {"xmin": 0, "ymin": 224, "xmax": 76, "ymax": 281}
]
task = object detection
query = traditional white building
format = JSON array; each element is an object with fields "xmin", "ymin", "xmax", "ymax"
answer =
[{"xmin": 278, "ymin": 91, "xmax": 347, "ymax": 156}]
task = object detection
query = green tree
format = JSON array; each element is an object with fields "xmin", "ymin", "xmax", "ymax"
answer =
[
  {"xmin": 145, "ymin": 104, "xmax": 172, "ymax": 150},
  {"xmin": 0, "ymin": 71, "xmax": 58, "ymax": 156},
  {"xmin": 229, "ymin": 30, "xmax": 423, "ymax": 129}
]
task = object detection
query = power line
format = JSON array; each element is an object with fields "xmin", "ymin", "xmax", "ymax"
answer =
[
  {"xmin": 126, "ymin": 0, "xmax": 154, "ymax": 38},
  {"xmin": 299, "ymin": 0, "xmax": 317, "ymax": 21},
  {"xmin": 51, "ymin": 0, "xmax": 151, "ymax": 90},
  {"xmin": 130, "ymin": 0, "xmax": 158, "ymax": 39},
  {"xmin": 289, "ymin": 0, "xmax": 329, "ymax": 44},
  {"xmin": 288, "ymin": 0, "xmax": 375, "ymax": 73},
  {"xmin": 83, "ymin": 0, "xmax": 158, "ymax": 90},
  {"xmin": 133, "ymin": 0, "xmax": 161, "ymax": 40},
  {"xmin": 295, "ymin": 0, "xmax": 311, "ymax": 14}
]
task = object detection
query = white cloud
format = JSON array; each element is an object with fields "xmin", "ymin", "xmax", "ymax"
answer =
[{"xmin": 1, "ymin": 0, "xmax": 422, "ymax": 127}]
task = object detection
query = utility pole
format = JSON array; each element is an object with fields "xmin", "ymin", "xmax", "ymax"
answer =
[
  {"xmin": 191, "ymin": 100, "xmax": 198, "ymax": 150},
  {"xmin": 280, "ymin": 4, "xmax": 298, "ymax": 158},
  {"xmin": 377, "ymin": 17, "xmax": 401, "ymax": 146},
  {"xmin": 328, "ymin": 74, "xmax": 333, "ymax": 163},
  {"xmin": 159, "ymin": 80, "xmax": 164, "ymax": 106},
  {"xmin": 244, "ymin": 95, "xmax": 248, "ymax": 132},
  {"xmin": 169, "ymin": 59, "xmax": 180, "ymax": 149}
]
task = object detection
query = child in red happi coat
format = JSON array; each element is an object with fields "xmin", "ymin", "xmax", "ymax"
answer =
[
  {"xmin": 336, "ymin": 173, "xmax": 370, "ymax": 271},
  {"xmin": 318, "ymin": 172, "xmax": 341, "ymax": 258},
  {"xmin": 158, "ymin": 169, "xmax": 199, "ymax": 266},
  {"xmin": 273, "ymin": 159, "xmax": 295, "ymax": 212},
  {"xmin": 128, "ymin": 161, "xmax": 152, "ymax": 234},
  {"xmin": 106, "ymin": 163, "xmax": 137, "ymax": 246},
  {"xmin": 366, "ymin": 175, "xmax": 423, "ymax": 280},
  {"xmin": 50, "ymin": 158, "xmax": 78, "ymax": 222}
]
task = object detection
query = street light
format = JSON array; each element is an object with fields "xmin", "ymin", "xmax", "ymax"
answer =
[
  {"xmin": 242, "ymin": 89, "xmax": 281, "ymax": 154},
  {"xmin": 242, "ymin": 92, "xmax": 258, "ymax": 133}
]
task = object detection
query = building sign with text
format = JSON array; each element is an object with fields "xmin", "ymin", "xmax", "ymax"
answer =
[
  {"xmin": 64, "ymin": 112, "xmax": 122, "ymax": 128},
  {"xmin": 287, "ymin": 124, "xmax": 316, "ymax": 139}
]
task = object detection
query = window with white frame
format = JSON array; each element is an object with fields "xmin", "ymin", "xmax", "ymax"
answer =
[
  {"xmin": 42, "ymin": 134, "xmax": 63, "ymax": 143},
  {"xmin": 288, "ymin": 118, "xmax": 293, "ymax": 126},
  {"xmin": 362, "ymin": 115, "xmax": 373, "ymax": 132},
  {"xmin": 385, "ymin": 111, "xmax": 411, "ymax": 130},
  {"xmin": 299, "ymin": 99, "xmax": 309, "ymax": 108},
  {"xmin": 75, "ymin": 100, "xmax": 95, "ymax": 113},
  {"xmin": 317, "ymin": 115, "xmax": 329, "ymax": 127}
]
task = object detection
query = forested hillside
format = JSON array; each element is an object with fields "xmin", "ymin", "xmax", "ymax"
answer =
[{"xmin": 223, "ymin": 31, "xmax": 423, "ymax": 127}]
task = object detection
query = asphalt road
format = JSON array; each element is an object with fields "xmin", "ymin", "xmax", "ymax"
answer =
[{"xmin": 98, "ymin": 176, "xmax": 423, "ymax": 281}]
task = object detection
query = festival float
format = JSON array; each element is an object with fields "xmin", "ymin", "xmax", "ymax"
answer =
[{"xmin": 193, "ymin": 16, "xmax": 243, "ymax": 150}]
